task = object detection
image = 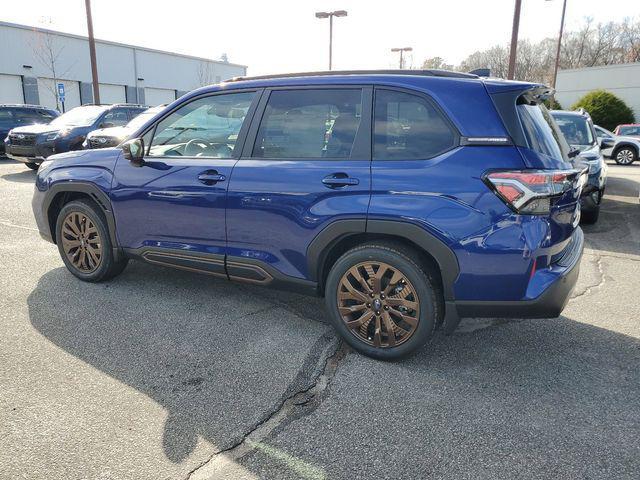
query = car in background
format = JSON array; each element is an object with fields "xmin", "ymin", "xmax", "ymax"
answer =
[
  {"xmin": 83, "ymin": 105, "xmax": 165, "ymax": 149},
  {"xmin": 0, "ymin": 104, "xmax": 59, "ymax": 156},
  {"xmin": 613, "ymin": 124, "xmax": 640, "ymax": 138},
  {"xmin": 594, "ymin": 125, "xmax": 639, "ymax": 165},
  {"xmin": 4, "ymin": 103, "xmax": 146, "ymax": 170},
  {"xmin": 550, "ymin": 109, "xmax": 607, "ymax": 224}
]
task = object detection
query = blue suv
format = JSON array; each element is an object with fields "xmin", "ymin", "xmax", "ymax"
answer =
[{"xmin": 32, "ymin": 71, "xmax": 586, "ymax": 360}]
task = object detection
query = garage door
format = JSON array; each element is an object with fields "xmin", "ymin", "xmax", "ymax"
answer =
[
  {"xmin": 38, "ymin": 78, "xmax": 81, "ymax": 112},
  {"xmin": 0, "ymin": 74, "xmax": 24, "ymax": 104},
  {"xmin": 145, "ymin": 87, "xmax": 176, "ymax": 106},
  {"xmin": 99, "ymin": 84, "xmax": 126, "ymax": 104}
]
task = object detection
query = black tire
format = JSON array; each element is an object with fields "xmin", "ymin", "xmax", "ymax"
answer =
[
  {"xmin": 581, "ymin": 203, "xmax": 600, "ymax": 224},
  {"xmin": 325, "ymin": 241, "xmax": 442, "ymax": 360},
  {"xmin": 55, "ymin": 199, "xmax": 128, "ymax": 282},
  {"xmin": 613, "ymin": 146, "xmax": 637, "ymax": 165},
  {"xmin": 25, "ymin": 162, "xmax": 39, "ymax": 170}
]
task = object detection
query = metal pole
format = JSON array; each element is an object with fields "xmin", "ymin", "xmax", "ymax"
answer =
[
  {"xmin": 399, "ymin": 50, "xmax": 403, "ymax": 69},
  {"xmin": 84, "ymin": 0, "xmax": 100, "ymax": 104},
  {"xmin": 329, "ymin": 14, "xmax": 333, "ymax": 70},
  {"xmin": 551, "ymin": 0, "xmax": 567, "ymax": 88},
  {"xmin": 507, "ymin": 0, "xmax": 522, "ymax": 80}
]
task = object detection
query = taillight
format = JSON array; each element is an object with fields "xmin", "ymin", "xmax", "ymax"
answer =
[{"xmin": 484, "ymin": 169, "xmax": 585, "ymax": 214}]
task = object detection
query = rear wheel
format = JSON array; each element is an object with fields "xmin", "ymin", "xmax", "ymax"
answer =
[
  {"xmin": 25, "ymin": 162, "xmax": 39, "ymax": 170},
  {"xmin": 55, "ymin": 199, "xmax": 128, "ymax": 282},
  {"xmin": 581, "ymin": 202, "xmax": 600, "ymax": 224},
  {"xmin": 325, "ymin": 242, "xmax": 441, "ymax": 360},
  {"xmin": 614, "ymin": 147, "xmax": 637, "ymax": 165}
]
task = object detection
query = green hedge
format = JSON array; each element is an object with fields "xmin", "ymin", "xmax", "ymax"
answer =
[
  {"xmin": 571, "ymin": 90, "xmax": 635, "ymax": 131},
  {"xmin": 544, "ymin": 97, "xmax": 562, "ymax": 110}
]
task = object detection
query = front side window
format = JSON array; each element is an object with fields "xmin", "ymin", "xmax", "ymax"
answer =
[
  {"xmin": 148, "ymin": 91, "xmax": 255, "ymax": 158},
  {"xmin": 374, "ymin": 89, "xmax": 456, "ymax": 160},
  {"xmin": 252, "ymin": 89, "xmax": 362, "ymax": 159}
]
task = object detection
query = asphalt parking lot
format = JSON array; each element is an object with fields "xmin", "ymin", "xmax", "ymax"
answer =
[{"xmin": 1, "ymin": 158, "xmax": 639, "ymax": 480}]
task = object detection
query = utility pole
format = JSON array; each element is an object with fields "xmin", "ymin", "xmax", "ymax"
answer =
[
  {"xmin": 507, "ymin": 0, "xmax": 522, "ymax": 80},
  {"xmin": 315, "ymin": 10, "xmax": 348, "ymax": 70},
  {"xmin": 550, "ymin": 0, "xmax": 568, "ymax": 88},
  {"xmin": 391, "ymin": 47, "xmax": 413, "ymax": 69},
  {"xmin": 84, "ymin": 0, "xmax": 100, "ymax": 104}
]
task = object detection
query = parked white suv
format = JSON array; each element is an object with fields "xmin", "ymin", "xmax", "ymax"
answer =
[{"xmin": 595, "ymin": 125, "xmax": 639, "ymax": 165}]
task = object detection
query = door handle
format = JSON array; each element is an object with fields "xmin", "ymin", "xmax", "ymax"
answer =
[
  {"xmin": 198, "ymin": 170, "xmax": 226, "ymax": 185},
  {"xmin": 322, "ymin": 173, "xmax": 359, "ymax": 188}
]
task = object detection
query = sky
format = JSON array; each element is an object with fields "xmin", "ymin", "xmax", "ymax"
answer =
[{"xmin": 2, "ymin": 0, "xmax": 639, "ymax": 74}]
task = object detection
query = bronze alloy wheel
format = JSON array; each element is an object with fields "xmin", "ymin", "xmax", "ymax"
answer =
[
  {"xmin": 60, "ymin": 211, "xmax": 103, "ymax": 273},
  {"xmin": 336, "ymin": 261, "xmax": 420, "ymax": 348}
]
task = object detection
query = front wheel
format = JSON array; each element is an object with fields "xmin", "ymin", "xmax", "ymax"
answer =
[
  {"xmin": 614, "ymin": 147, "xmax": 637, "ymax": 165},
  {"xmin": 581, "ymin": 203, "xmax": 601, "ymax": 224},
  {"xmin": 55, "ymin": 199, "xmax": 128, "ymax": 282},
  {"xmin": 325, "ymin": 242, "xmax": 442, "ymax": 360},
  {"xmin": 25, "ymin": 162, "xmax": 39, "ymax": 170}
]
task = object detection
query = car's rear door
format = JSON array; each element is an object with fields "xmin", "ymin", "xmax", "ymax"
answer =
[
  {"xmin": 110, "ymin": 90, "xmax": 260, "ymax": 272},
  {"xmin": 225, "ymin": 86, "xmax": 372, "ymax": 285}
]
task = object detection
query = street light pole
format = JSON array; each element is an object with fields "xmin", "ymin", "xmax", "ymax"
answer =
[
  {"xmin": 84, "ymin": 0, "xmax": 100, "ymax": 104},
  {"xmin": 550, "ymin": 0, "xmax": 568, "ymax": 88},
  {"xmin": 507, "ymin": 0, "xmax": 522, "ymax": 80},
  {"xmin": 315, "ymin": 10, "xmax": 348, "ymax": 70},
  {"xmin": 391, "ymin": 47, "xmax": 413, "ymax": 69}
]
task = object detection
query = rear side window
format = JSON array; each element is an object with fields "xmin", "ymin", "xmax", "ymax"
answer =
[
  {"xmin": 252, "ymin": 89, "xmax": 362, "ymax": 159},
  {"xmin": 373, "ymin": 89, "xmax": 456, "ymax": 160},
  {"xmin": 517, "ymin": 104, "xmax": 567, "ymax": 160}
]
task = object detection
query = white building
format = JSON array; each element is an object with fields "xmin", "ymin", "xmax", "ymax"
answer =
[
  {"xmin": 555, "ymin": 63, "xmax": 640, "ymax": 118},
  {"xmin": 0, "ymin": 21, "xmax": 247, "ymax": 110}
]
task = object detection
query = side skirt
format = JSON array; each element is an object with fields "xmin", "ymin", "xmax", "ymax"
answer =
[{"xmin": 123, "ymin": 247, "xmax": 319, "ymax": 296}]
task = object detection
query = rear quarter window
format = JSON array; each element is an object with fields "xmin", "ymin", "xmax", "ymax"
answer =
[{"xmin": 517, "ymin": 104, "xmax": 568, "ymax": 160}]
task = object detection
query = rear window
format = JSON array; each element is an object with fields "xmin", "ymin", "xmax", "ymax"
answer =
[{"xmin": 517, "ymin": 103, "xmax": 567, "ymax": 160}]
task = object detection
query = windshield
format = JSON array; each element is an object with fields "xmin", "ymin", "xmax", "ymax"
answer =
[
  {"xmin": 517, "ymin": 103, "xmax": 569, "ymax": 160},
  {"xmin": 618, "ymin": 126, "xmax": 640, "ymax": 136},
  {"xmin": 552, "ymin": 113, "xmax": 595, "ymax": 147},
  {"xmin": 126, "ymin": 109, "xmax": 162, "ymax": 130},
  {"xmin": 50, "ymin": 106, "xmax": 107, "ymax": 128}
]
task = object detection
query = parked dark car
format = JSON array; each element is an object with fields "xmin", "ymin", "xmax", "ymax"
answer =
[
  {"xmin": 0, "ymin": 104, "xmax": 59, "ymax": 156},
  {"xmin": 32, "ymin": 70, "xmax": 586, "ymax": 360},
  {"xmin": 5, "ymin": 103, "xmax": 146, "ymax": 169},
  {"xmin": 82, "ymin": 105, "xmax": 165, "ymax": 149},
  {"xmin": 550, "ymin": 109, "xmax": 608, "ymax": 224}
]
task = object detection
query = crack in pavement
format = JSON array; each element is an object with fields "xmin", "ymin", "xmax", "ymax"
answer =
[
  {"xmin": 0, "ymin": 219, "xmax": 38, "ymax": 232},
  {"xmin": 186, "ymin": 338, "xmax": 348, "ymax": 480},
  {"xmin": 569, "ymin": 254, "xmax": 606, "ymax": 302}
]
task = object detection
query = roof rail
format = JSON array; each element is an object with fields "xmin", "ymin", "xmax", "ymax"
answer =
[
  {"xmin": 225, "ymin": 69, "xmax": 478, "ymax": 82},
  {"xmin": 0, "ymin": 103, "xmax": 48, "ymax": 109}
]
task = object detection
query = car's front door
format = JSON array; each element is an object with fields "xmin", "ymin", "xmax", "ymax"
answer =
[
  {"xmin": 225, "ymin": 86, "xmax": 372, "ymax": 285},
  {"xmin": 110, "ymin": 90, "xmax": 259, "ymax": 273}
]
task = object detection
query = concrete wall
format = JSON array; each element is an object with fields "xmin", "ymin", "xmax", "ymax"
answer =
[
  {"xmin": 0, "ymin": 21, "xmax": 247, "ymax": 109},
  {"xmin": 555, "ymin": 63, "xmax": 640, "ymax": 119}
]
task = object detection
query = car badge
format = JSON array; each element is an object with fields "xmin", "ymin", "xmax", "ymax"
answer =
[{"xmin": 17, "ymin": 134, "xmax": 25, "ymax": 139}]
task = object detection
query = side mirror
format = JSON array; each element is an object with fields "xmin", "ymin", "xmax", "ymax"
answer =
[
  {"xmin": 121, "ymin": 138, "xmax": 145, "ymax": 166},
  {"xmin": 600, "ymin": 137, "xmax": 615, "ymax": 149}
]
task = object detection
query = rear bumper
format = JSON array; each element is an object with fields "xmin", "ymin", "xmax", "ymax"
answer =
[{"xmin": 448, "ymin": 227, "xmax": 584, "ymax": 320}]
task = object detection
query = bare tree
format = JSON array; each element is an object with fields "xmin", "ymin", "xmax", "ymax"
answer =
[
  {"xmin": 431, "ymin": 17, "xmax": 640, "ymax": 84},
  {"xmin": 421, "ymin": 56, "xmax": 454, "ymax": 71},
  {"xmin": 30, "ymin": 29, "xmax": 73, "ymax": 111}
]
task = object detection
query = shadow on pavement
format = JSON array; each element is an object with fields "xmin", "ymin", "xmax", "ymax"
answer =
[
  {"xmin": 27, "ymin": 259, "xmax": 640, "ymax": 477},
  {"xmin": 1, "ymin": 168, "xmax": 37, "ymax": 184},
  {"xmin": 27, "ymin": 262, "xmax": 332, "ymax": 466}
]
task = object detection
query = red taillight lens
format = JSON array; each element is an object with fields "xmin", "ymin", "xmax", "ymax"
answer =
[{"xmin": 484, "ymin": 169, "xmax": 585, "ymax": 214}]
